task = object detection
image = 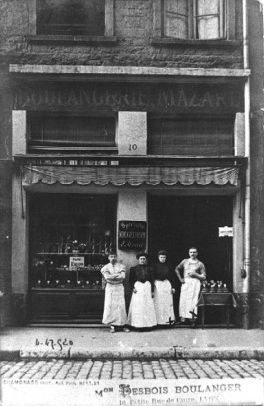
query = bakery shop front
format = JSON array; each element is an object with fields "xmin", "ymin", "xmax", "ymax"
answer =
[{"xmin": 12, "ymin": 79, "xmax": 246, "ymax": 325}]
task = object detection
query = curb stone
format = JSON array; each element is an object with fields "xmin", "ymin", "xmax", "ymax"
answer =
[{"xmin": 7, "ymin": 346, "xmax": 264, "ymax": 361}]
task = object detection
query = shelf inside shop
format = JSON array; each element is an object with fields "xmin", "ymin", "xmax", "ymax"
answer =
[{"xmin": 35, "ymin": 252, "xmax": 107, "ymax": 255}]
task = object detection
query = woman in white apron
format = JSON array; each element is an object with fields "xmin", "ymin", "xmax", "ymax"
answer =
[
  {"xmin": 127, "ymin": 253, "xmax": 157, "ymax": 330},
  {"xmin": 153, "ymin": 250, "xmax": 176, "ymax": 326}
]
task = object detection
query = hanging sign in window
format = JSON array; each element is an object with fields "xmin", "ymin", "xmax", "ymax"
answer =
[
  {"xmin": 118, "ymin": 221, "xmax": 147, "ymax": 251},
  {"xmin": 69, "ymin": 256, "xmax": 85, "ymax": 270},
  {"xmin": 218, "ymin": 226, "xmax": 233, "ymax": 237}
]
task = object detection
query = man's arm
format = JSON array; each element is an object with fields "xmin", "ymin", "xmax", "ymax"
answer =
[
  {"xmin": 175, "ymin": 261, "xmax": 185, "ymax": 284},
  {"xmin": 189, "ymin": 262, "xmax": 206, "ymax": 281}
]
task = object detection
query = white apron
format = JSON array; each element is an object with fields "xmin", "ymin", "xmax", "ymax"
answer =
[
  {"xmin": 127, "ymin": 281, "xmax": 157, "ymax": 328},
  {"xmin": 102, "ymin": 283, "xmax": 127, "ymax": 326},
  {"xmin": 153, "ymin": 280, "xmax": 175, "ymax": 325},
  {"xmin": 179, "ymin": 277, "xmax": 201, "ymax": 319}
]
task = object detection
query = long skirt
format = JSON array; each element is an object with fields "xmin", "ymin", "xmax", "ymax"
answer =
[
  {"xmin": 102, "ymin": 283, "xmax": 127, "ymax": 326},
  {"xmin": 179, "ymin": 278, "xmax": 201, "ymax": 319},
  {"xmin": 153, "ymin": 280, "xmax": 175, "ymax": 325},
  {"xmin": 127, "ymin": 281, "xmax": 157, "ymax": 328}
]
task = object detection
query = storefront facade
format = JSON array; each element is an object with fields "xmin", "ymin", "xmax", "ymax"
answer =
[
  {"xmin": 10, "ymin": 78, "xmax": 247, "ymax": 325},
  {"xmin": 0, "ymin": 0, "xmax": 263, "ymax": 327}
]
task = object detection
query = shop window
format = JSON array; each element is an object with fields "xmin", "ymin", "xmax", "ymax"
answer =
[
  {"xmin": 163, "ymin": 0, "xmax": 226, "ymax": 40},
  {"xmin": 27, "ymin": 113, "xmax": 116, "ymax": 152},
  {"xmin": 148, "ymin": 118, "xmax": 234, "ymax": 156},
  {"xmin": 37, "ymin": 0, "xmax": 105, "ymax": 36},
  {"xmin": 29, "ymin": 194, "xmax": 116, "ymax": 290}
]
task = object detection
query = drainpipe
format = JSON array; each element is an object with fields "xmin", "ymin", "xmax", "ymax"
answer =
[{"xmin": 242, "ymin": 0, "xmax": 250, "ymax": 328}]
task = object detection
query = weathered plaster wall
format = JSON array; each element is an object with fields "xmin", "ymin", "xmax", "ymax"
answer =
[{"xmin": 0, "ymin": 69, "xmax": 12, "ymax": 325}]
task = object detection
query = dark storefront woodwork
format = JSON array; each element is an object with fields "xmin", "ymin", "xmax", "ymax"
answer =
[
  {"xmin": 148, "ymin": 195, "xmax": 234, "ymax": 325},
  {"xmin": 148, "ymin": 196, "xmax": 233, "ymax": 286},
  {"xmin": 149, "ymin": 196, "xmax": 232, "ymax": 280}
]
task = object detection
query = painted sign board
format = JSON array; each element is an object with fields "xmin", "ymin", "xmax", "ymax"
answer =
[
  {"xmin": 14, "ymin": 83, "xmax": 243, "ymax": 113},
  {"xmin": 219, "ymin": 226, "xmax": 233, "ymax": 237},
  {"xmin": 118, "ymin": 221, "xmax": 147, "ymax": 250}
]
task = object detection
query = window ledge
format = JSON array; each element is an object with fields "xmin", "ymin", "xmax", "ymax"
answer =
[
  {"xmin": 151, "ymin": 37, "xmax": 242, "ymax": 47},
  {"xmin": 26, "ymin": 35, "xmax": 118, "ymax": 45},
  {"xmin": 28, "ymin": 146, "xmax": 118, "ymax": 152}
]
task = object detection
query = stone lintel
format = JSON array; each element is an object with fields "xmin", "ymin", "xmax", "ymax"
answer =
[{"xmin": 9, "ymin": 64, "xmax": 251, "ymax": 78}]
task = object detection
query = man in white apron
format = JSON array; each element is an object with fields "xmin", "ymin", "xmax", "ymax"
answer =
[
  {"xmin": 101, "ymin": 252, "xmax": 129, "ymax": 333},
  {"xmin": 175, "ymin": 247, "xmax": 206, "ymax": 324}
]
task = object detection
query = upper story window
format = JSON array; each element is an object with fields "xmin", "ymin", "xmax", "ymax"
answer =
[
  {"xmin": 163, "ymin": 0, "xmax": 226, "ymax": 40},
  {"xmin": 27, "ymin": 113, "xmax": 117, "ymax": 153},
  {"xmin": 37, "ymin": 0, "xmax": 105, "ymax": 36}
]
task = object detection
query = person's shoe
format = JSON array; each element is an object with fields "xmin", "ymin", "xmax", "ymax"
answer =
[
  {"xmin": 123, "ymin": 328, "xmax": 130, "ymax": 333},
  {"xmin": 110, "ymin": 326, "xmax": 115, "ymax": 333},
  {"xmin": 173, "ymin": 320, "xmax": 182, "ymax": 325}
]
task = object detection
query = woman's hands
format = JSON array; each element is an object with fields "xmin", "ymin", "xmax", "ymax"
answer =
[{"xmin": 133, "ymin": 288, "xmax": 137, "ymax": 293}]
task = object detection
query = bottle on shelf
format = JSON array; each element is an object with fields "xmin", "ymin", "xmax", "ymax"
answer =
[
  {"xmin": 209, "ymin": 280, "xmax": 217, "ymax": 293},
  {"xmin": 222, "ymin": 283, "xmax": 229, "ymax": 293},
  {"xmin": 201, "ymin": 280, "xmax": 209, "ymax": 293}
]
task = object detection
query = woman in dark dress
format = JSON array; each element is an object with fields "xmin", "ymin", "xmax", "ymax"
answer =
[
  {"xmin": 127, "ymin": 253, "xmax": 157, "ymax": 329},
  {"xmin": 153, "ymin": 250, "xmax": 176, "ymax": 326}
]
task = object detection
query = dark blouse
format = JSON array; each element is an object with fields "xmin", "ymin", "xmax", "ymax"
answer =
[
  {"xmin": 153, "ymin": 263, "xmax": 176, "ymax": 288},
  {"xmin": 129, "ymin": 265, "xmax": 154, "ymax": 292}
]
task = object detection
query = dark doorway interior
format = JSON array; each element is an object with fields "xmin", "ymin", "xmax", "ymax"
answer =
[{"xmin": 148, "ymin": 196, "xmax": 233, "ymax": 290}]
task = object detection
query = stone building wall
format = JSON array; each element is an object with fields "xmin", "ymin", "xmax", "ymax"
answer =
[
  {"xmin": 0, "ymin": 0, "xmax": 263, "ymax": 326},
  {"xmin": 0, "ymin": 0, "xmax": 243, "ymax": 68},
  {"xmin": 248, "ymin": 0, "xmax": 264, "ymax": 327}
]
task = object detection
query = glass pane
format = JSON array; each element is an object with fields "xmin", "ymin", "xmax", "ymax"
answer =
[
  {"xmin": 196, "ymin": 0, "xmax": 222, "ymax": 39},
  {"xmin": 197, "ymin": 0, "xmax": 219, "ymax": 15},
  {"xmin": 29, "ymin": 195, "xmax": 116, "ymax": 289},
  {"xmin": 164, "ymin": 0, "xmax": 188, "ymax": 39},
  {"xmin": 37, "ymin": 0, "xmax": 105, "ymax": 35},
  {"xmin": 198, "ymin": 16, "xmax": 219, "ymax": 39}
]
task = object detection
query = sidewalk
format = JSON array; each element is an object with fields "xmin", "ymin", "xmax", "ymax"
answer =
[{"xmin": 1, "ymin": 326, "xmax": 264, "ymax": 360}]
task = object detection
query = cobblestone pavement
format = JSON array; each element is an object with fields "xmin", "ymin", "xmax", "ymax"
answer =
[{"xmin": 1, "ymin": 359, "xmax": 264, "ymax": 380}]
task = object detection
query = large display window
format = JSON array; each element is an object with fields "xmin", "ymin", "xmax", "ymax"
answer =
[
  {"xmin": 30, "ymin": 194, "xmax": 116, "ymax": 289},
  {"xmin": 29, "ymin": 194, "xmax": 116, "ymax": 322}
]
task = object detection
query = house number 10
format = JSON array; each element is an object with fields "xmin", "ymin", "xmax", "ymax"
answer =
[{"xmin": 129, "ymin": 144, "xmax": 137, "ymax": 151}]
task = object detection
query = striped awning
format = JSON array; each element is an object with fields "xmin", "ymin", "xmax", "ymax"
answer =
[{"xmin": 21, "ymin": 165, "xmax": 240, "ymax": 187}]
